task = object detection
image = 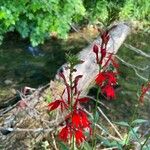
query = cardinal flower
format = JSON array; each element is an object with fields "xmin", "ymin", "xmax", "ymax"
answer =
[
  {"xmin": 95, "ymin": 72, "xmax": 106, "ymax": 86},
  {"xmin": 93, "ymin": 44, "xmax": 99, "ymax": 63},
  {"xmin": 79, "ymin": 109, "xmax": 91, "ymax": 128},
  {"xmin": 72, "ymin": 75, "xmax": 83, "ymax": 95},
  {"xmin": 106, "ymin": 72, "xmax": 117, "ymax": 85},
  {"xmin": 101, "ymin": 31, "xmax": 110, "ymax": 49},
  {"xmin": 99, "ymin": 48, "xmax": 106, "ymax": 64},
  {"xmin": 74, "ymin": 96, "xmax": 89, "ymax": 109},
  {"xmin": 102, "ymin": 85, "xmax": 115, "ymax": 99},
  {"xmin": 71, "ymin": 109, "xmax": 91, "ymax": 129},
  {"xmin": 74, "ymin": 129, "xmax": 86, "ymax": 145},
  {"xmin": 59, "ymin": 125, "xmax": 71, "ymax": 142},
  {"xmin": 95, "ymin": 72, "xmax": 117, "ymax": 87},
  {"xmin": 48, "ymin": 99, "xmax": 68, "ymax": 112},
  {"xmin": 139, "ymin": 82, "xmax": 150, "ymax": 103},
  {"xmin": 71, "ymin": 110, "xmax": 80, "ymax": 128}
]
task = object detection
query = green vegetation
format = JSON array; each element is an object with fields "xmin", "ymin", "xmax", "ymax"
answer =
[
  {"xmin": 0, "ymin": 0, "xmax": 149, "ymax": 46},
  {"xmin": 0, "ymin": 0, "xmax": 85, "ymax": 46}
]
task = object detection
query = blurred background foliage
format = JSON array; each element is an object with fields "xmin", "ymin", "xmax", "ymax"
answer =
[{"xmin": 0, "ymin": 0, "xmax": 149, "ymax": 46}]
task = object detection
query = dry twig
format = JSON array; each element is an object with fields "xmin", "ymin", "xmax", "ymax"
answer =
[
  {"xmin": 124, "ymin": 43, "xmax": 150, "ymax": 58},
  {"xmin": 97, "ymin": 107, "xmax": 123, "ymax": 140}
]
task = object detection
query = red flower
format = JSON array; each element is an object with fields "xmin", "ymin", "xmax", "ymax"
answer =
[
  {"xmin": 59, "ymin": 72, "xmax": 71, "ymax": 104},
  {"xmin": 102, "ymin": 85, "xmax": 115, "ymax": 99},
  {"xmin": 73, "ymin": 75, "xmax": 83, "ymax": 95},
  {"xmin": 74, "ymin": 97, "xmax": 89, "ymax": 108},
  {"xmin": 74, "ymin": 129, "xmax": 86, "ymax": 145},
  {"xmin": 59, "ymin": 125, "xmax": 71, "ymax": 142},
  {"xmin": 95, "ymin": 72, "xmax": 106, "ymax": 86},
  {"xmin": 79, "ymin": 110, "xmax": 91, "ymax": 128},
  {"xmin": 99, "ymin": 48, "xmax": 106, "ymax": 64},
  {"xmin": 72, "ymin": 110, "xmax": 80, "ymax": 128},
  {"xmin": 77, "ymin": 97, "xmax": 89, "ymax": 103},
  {"xmin": 106, "ymin": 72, "xmax": 117, "ymax": 85},
  {"xmin": 71, "ymin": 109, "xmax": 90, "ymax": 128},
  {"xmin": 93, "ymin": 44, "xmax": 99, "ymax": 54},
  {"xmin": 93, "ymin": 44, "xmax": 99, "ymax": 63},
  {"xmin": 139, "ymin": 82, "xmax": 150, "ymax": 103},
  {"xmin": 48, "ymin": 100, "xmax": 68, "ymax": 112},
  {"xmin": 95, "ymin": 72, "xmax": 117, "ymax": 87},
  {"xmin": 101, "ymin": 31, "xmax": 109, "ymax": 49}
]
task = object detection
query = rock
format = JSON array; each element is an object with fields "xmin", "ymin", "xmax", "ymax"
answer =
[
  {"xmin": 4, "ymin": 80, "xmax": 13, "ymax": 85},
  {"xmin": 11, "ymin": 89, "xmax": 16, "ymax": 94},
  {"xmin": 26, "ymin": 45, "xmax": 45, "ymax": 57}
]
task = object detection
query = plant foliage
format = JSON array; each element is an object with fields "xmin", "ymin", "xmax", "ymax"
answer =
[
  {"xmin": 0, "ymin": 0, "xmax": 149, "ymax": 46},
  {"xmin": 0, "ymin": 0, "xmax": 85, "ymax": 46}
]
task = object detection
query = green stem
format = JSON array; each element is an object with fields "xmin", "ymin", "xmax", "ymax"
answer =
[
  {"xmin": 69, "ymin": 65, "xmax": 75, "ymax": 150},
  {"xmin": 124, "ymin": 104, "xmax": 140, "ymax": 146},
  {"xmin": 92, "ymin": 87, "xmax": 100, "ymax": 149},
  {"xmin": 141, "ymin": 135, "xmax": 150, "ymax": 150},
  {"xmin": 92, "ymin": 65, "xmax": 101, "ymax": 149},
  {"xmin": 69, "ymin": 67, "xmax": 73, "ymax": 110}
]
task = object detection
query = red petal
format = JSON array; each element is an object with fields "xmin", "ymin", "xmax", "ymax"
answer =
[
  {"xmin": 74, "ymin": 129, "xmax": 86, "ymax": 145},
  {"xmin": 139, "ymin": 83, "xmax": 150, "ymax": 103},
  {"xmin": 60, "ymin": 101, "xmax": 68, "ymax": 112},
  {"xmin": 106, "ymin": 72, "xmax": 117, "ymax": 85},
  {"xmin": 95, "ymin": 72, "xmax": 106, "ymax": 86},
  {"xmin": 93, "ymin": 44, "xmax": 99, "ymax": 54},
  {"xmin": 79, "ymin": 110, "xmax": 90, "ymax": 128},
  {"xmin": 48, "ymin": 100, "xmax": 61, "ymax": 111},
  {"xmin": 73, "ymin": 75, "xmax": 83, "ymax": 95},
  {"xmin": 93, "ymin": 44, "xmax": 99, "ymax": 63},
  {"xmin": 59, "ymin": 126, "xmax": 70, "ymax": 142},
  {"xmin": 102, "ymin": 85, "xmax": 115, "ymax": 99},
  {"xmin": 72, "ymin": 111, "xmax": 81, "ymax": 128},
  {"xmin": 101, "ymin": 31, "xmax": 109, "ymax": 45},
  {"xmin": 77, "ymin": 97, "xmax": 89, "ymax": 103},
  {"xmin": 74, "ymin": 75, "xmax": 83, "ymax": 84}
]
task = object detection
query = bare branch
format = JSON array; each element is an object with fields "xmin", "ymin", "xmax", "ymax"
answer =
[
  {"xmin": 116, "ymin": 55, "xmax": 149, "ymax": 71},
  {"xmin": 0, "ymin": 127, "xmax": 54, "ymax": 132},
  {"xmin": 124, "ymin": 43, "xmax": 150, "ymax": 58},
  {"xmin": 84, "ymin": 109, "xmax": 121, "ymax": 142},
  {"xmin": 86, "ymin": 96, "xmax": 110, "ymax": 110},
  {"xmin": 133, "ymin": 68, "xmax": 148, "ymax": 82},
  {"xmin": 97, "ymin": 107, "xmax": 123, "ymax": 140}
]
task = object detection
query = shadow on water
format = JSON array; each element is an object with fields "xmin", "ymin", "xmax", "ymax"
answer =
[{"xmin": 0, "ymin": 29, "xmax": 93, "ymax": 102}]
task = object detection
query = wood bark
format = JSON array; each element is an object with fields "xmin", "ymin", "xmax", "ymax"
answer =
[{"xmin": 0, "ymin": 23, "xmax": 131, "ymax": 149}]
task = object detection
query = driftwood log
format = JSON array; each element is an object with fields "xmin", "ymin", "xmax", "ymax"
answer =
[{"xmin": 0, "ymin": 23, "xmax": 131, "ymax": 149}]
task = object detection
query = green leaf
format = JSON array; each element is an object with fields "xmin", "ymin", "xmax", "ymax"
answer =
[
  {"xmin": 82, "ymin": 142, "xmax": 92, "ymax": 150},
  {"xmin": 132, "ymin": 119, "xmax": 148, "ymax": 125},
  {"xmin": 142, "ymin": 144, "xmax": 150, "ymax": 150},
  {"xmin": 0, "ymin": 11, "xmax": 6, "ymax": 19},
  {"xmin": 128, "ymin": 126, "xmax": 140, "ymax": 141},
  {"xmin": 114, "ymin": 121, "xmax": 130, "ymax": 127},
  {"xmin": 58, "ymin": 141, "xmax": 69, "ymax": 150},
  {"xmin": 93, "ymin": 111, "xmax": 99, "ymax": 123}
]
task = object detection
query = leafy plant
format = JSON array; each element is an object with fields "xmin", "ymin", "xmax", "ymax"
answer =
[
  {"xmin": 0, "ymin": 0, "xmax": 149, "ymax": 46},
  {"xmin": 0, "ymin": 0, "xmax": 85, "ymax": 46}
]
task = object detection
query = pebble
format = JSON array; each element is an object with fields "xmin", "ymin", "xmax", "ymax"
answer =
[{"xmin": 4, "ymin": 80, "xmax": 13, "ymax": 85}]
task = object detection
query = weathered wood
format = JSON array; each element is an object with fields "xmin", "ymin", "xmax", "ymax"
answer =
[
  {"xmin": 56, "ymin": 22, "xmax": 131, "ymax": 97},
  {"xmin": 0, "ymin": 23, "xmax": 131, "ymax": 149}
]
